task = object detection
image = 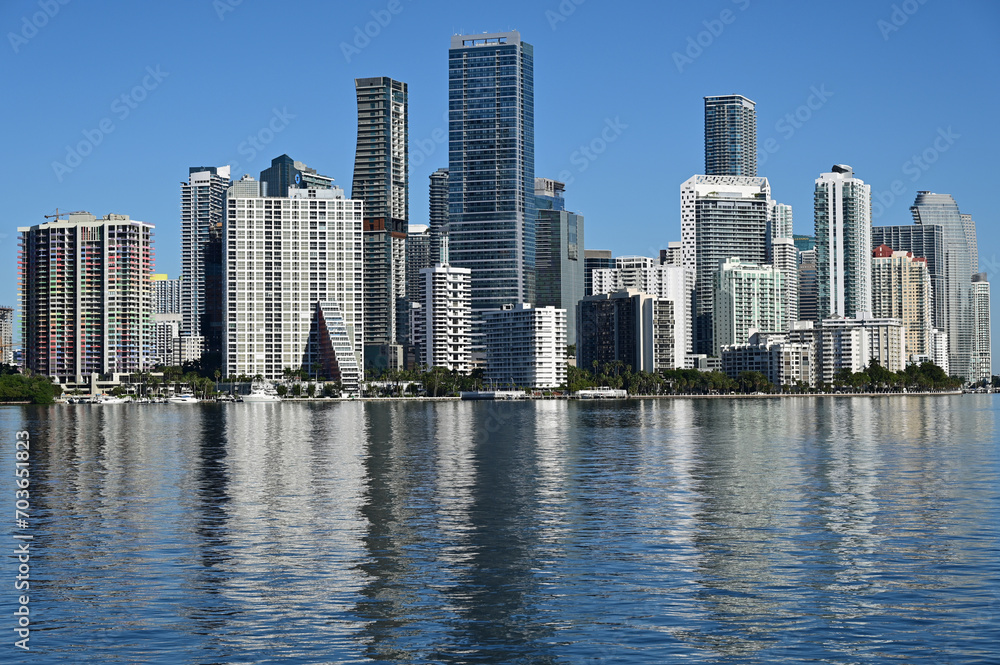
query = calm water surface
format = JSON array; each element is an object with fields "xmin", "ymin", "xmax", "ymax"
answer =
[{"xmin": 1, "ymin": 396, "xmax": 998, "ymax": 663}]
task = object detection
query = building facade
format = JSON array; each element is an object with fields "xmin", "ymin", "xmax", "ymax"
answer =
[
  {"xmin": 591, "ymin": 258, "xmax": 693, "ymax": 367},
  {"xmin": 224, "ymin": 177, "xmax": 364, "ymax": 392},
  {"xmin": 353, "ymin": 77, "xmax": 409, "ymax": 369},
  {"xmin": 971, "ymin": 272, "xmax": 991, "ymax": 384},
  {"xmin": 798, "ymin": 248, "xmax": 818, "ymax": 322},
  {"xmin": 870, "ymin": 245, "xmax": 932, "ymax": 361},
  {"xmin": 814, "ymin": 165, "xmax": 872, "ymax": 320},
  {"xmin": 584, "ymin": 249, "xmax": 614, "ymax": 296},
  {"xmin": 19, "ymin": 213, "xmax": 153, "ymax": 381},
  {"xmin": 712, "ymin": 258, "xmax": 786, "ymax": 356},
  {"xmin": 577, "ymin": 289, "xmax": 676, "ymax": 374},
  {"xmin": 410, "ymin": 253, "xmax": 472, "ymax": 374},
  {"xmin": 0, "ymin": 307, "xmax": 13, "ymax": 366},
  {"xmin": 483, "ymin": 304, "xmax": 567, "ymax": 389},
  {"xmin": 681, "ymin": 174, "xmax": 771, "ymax": 354},
  {"xmin": 704, "ymin": 94, "xmax": 757, "ymax": 177},
  {"xmin": 181, "ymin": 165, "xmax": 230, "ymax": 366},
  {"xmin": 909, "ymin": 191, "xmax": 974, "ymax": 380},
  {"xmin": 448, "ymin": 31, "xmax": 536, "ymax": 312},
  {"xmin": 534, "ymin": 178, "xmax": 584, "ymax": 345},
  {"xmin": 428, "ymin": 167, "xmax": 449, "ymax": 265}
]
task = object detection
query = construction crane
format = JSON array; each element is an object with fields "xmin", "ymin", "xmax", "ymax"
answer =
[{"xmin": 44, "ymin": 208, "xmax": 86, "ymax": 221}]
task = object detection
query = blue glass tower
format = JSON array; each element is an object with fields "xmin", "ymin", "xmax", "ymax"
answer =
[{"xmin": 448, "ymin": 31, "xmax": 535, "ymax": 312}]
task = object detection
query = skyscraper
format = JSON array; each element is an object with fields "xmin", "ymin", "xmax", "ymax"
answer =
[
  {"xmin": 224, "ymin": 176, "xmax": 364, "ymax": 391},
  {"xmin": 704, "ymin": 94, "xmax": 757, "ymax": 177},
  {"xmin": 534, "ymin": 178, "xmax": 584, "ymax": 345},
  {"xmin": 448, "ymin": 31, "xmax": 536, "ymax": 313},
  {"xmin": 971, "ymin": 273, "xmax": 991, "ymax": 384},
  {"xmin": 713, "ymin": 258, "xmax": 786, "ymax": 355},
  {"xmin": 814, "ymin": 165, "xmax": 872, "ymax": 320},
  {"xmin": 181, "ymin": 165, "xmax": 230, "ymax": 367},
  {"xmin": 259, "ymin": 154, "xmax": 334, "ymax": 197},
  {"xmin": 428, "ymin": 167, "xmax": 449, "ymax": 264},
  {"xmin": 910, "ymin": 191, "xmax": 974, "ymax": 379},
  {"xmin": 871, "ymin": 223, "xmax": 945, "ymax": 331},
  {"xmin": 871, "ymin": 245, "xmax": 932, "ymax": 360},
  {"xmin": 681, "ymin": 174, "xmax": 771, "ymax": 354},
  {"xmin": 410, "ymin": 240, "xmax": 472, "ymax": 373},
  {"xmin": 0, "ymin": 306, "xmax": 14, "ymax": 366},
  {"xmin": 352, "ymin": 77, "xmax": 409, "ymax": 371},
  {"xmin": 798, "ymin": 248, "xmax": 818, "ymax": 322},
  {"xmin": 19, "ymin": 212, "xmax": 153, "ymax": 381}
]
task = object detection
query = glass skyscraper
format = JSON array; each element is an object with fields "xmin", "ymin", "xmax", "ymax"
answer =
[
  {"xmin": 448, "ymin": 31, "xmax": 536, "ymax": 313},
  {"xmin": 909, "ymin": 191, "xmax": 974, "ymax": 380},
  {"xmin": 704, "ymin": 94, "xmax": 757, "ymax": 177}
]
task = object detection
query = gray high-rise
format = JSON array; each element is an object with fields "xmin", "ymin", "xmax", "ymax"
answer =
[
  {"xmin": 704, "ymin": 94, "xmax": 757, "ymax": 177},
  {"xmin": 352, "ymin": 77, "xmax": 409, "ymax": 369},
  {"xmin": 181, "ymin": 165, "xmax": 231, "ymax": 368},
  {"xmin": 428, "ymin": 167, "xmax": 449, "ymax": 263},
  {"xmin": 534, "ymin": 178, "xmax": 584, "ymax": 345},
  {"xmin": 448, "ymin": 31, "xmax": 535, "ymax": 312},
  {"xmin": 909, "ymin": 191, "xmax": 974, "ymax": 379}
]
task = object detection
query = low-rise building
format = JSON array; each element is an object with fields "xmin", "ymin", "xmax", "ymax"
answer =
[{"xmin": 482, "ymin": 304, "xmax": 567, "ymax": 389}]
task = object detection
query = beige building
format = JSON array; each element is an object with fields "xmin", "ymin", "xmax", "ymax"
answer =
[{"xmin": 871, "ymin": 245, "xmax": 932, "ymax": 361}]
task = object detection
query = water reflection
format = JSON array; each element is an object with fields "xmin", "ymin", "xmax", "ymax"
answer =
[{"xmin": 0, "ymin": 396, "xmax": 996, "ymax": 664}]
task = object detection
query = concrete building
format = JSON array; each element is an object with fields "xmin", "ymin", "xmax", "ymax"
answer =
[
  {"xmin": 871, "ymin": 245, "xmax": 932, "ymax": 361},
  {"xmin": 660, "ymin": 242, "xmax": 683, "ymax": 267},
  {"xmin": 591, "ymin": 258, "xmax": 693, "ymax": 367},
  {"xmin": 483, "ymin": 304, "xmax": 567, "ymax": 389},
  {"xmin": 771, "ymin": 237, "xmax": 799, "ymax": 327},
  {"xmin": 721, "ymin": 331, "xmax": 816, "ymax": 388},
  {"xmin": 180, "ymin": 165, "xmax": 230, "ymax": 366},
  {"xmin": 713, "ymin": 258, "xmax": 786, "ymax": 356},
  {"xmin": 151, "ymin": 274, "xmax": 182, "ymax": 367},
  {"xmin": 0, "ymin": 306, "xmax": 13, "ymax": 366},
  {"xmin": 19, "ymin": 212, "xmax": 153, "ymax": 381},
  {"xmin": 769, "ymin": 201, "xmax": 793, "ymax": 241},
  {"xmin": 428, "ymin": 167, "xmax": 449, "ymax": 266},
  {"xmin": 798, "ymin": 248, "xmax": 818, "ymax": 322},
  {"xmin": 971, "ymin": 273, "xmax": 991, "ymax": 384},
  {"xmin": 405, "ymin": 224, "xmax": 432, "ymax": 306},
  {"xmin": 814, "ymin": 165, "xmax": 872, "ymax": 319},
  {"xmin": 410, "ymin": 240, "xmax": 472, "ymax": 373},
  {"xmin": 534, "ymin": 178, "xmax": 584, "ymax": 345},
  {"xmin": 931, "ymin": 328, "xmax": 950, "ymax": 375},
  {"xmin": 353, "ymin": 77, "xmax": 409, "ymax": 371},
  {"xmin": 817, "ymin": 316, "xmax": 906, "ymax": 384},
  {"xmin": 584, "ymin": 249, "xmax": 614, "ymax": 296},
  {"xmin": 259, "ymin": 154, "xmax": 335, "ymax": 198},
  {"xmin": 704, "ymin": 94, "xmax": 756, "ymax": 177},
  {"xmin": 449, "ymin": 31, "xmax": 536, "ymax": 313},
  {"xmin": 681, "ymin": 174, "xmax": 771, "ymax": 354},
  {"xmin": 577, "ymin": 289, "xmax": 676, "ymax": 373},
  {"xmin": 224, "ymin": 176, "xmax": 363, "ymax": 392}
]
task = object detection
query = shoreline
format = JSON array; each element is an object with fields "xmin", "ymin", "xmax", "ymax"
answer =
[{"xmin": 40, "ymin": 390, "xmax": 976, "ymax": 405}]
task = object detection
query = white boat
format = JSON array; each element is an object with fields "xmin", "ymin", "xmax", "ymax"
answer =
[
  {"xmin": 242, "ymin": 381, "xmax": 281, "ymax": 402},
  {"xmin": 167, "ymin": 394, "xmax": 200, "ymax": 404},
  {"xmin": 574, "ymin": 387, "xmax": 628, "ymax": 399},
  {"xmin": 93, "ymin": 394, "xmax": 128, "ymax": 404}
]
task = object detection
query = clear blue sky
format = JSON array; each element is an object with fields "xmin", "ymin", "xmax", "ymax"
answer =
[{"xmin": 3, "ymin": 0, "xmax": 999, "ymax": 366}]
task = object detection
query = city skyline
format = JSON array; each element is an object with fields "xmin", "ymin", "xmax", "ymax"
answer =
[{"xmin": 3, "ymin": 1, "xmax": 999, "ymax": 365}]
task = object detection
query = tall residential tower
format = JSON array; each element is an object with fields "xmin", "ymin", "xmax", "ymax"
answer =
[
  {"xmin": 448, "ymin": 31, "xmax": 536, "ymax": 313},
  {"xmin": 814, "ymin": 165, "xmax": 872, "ymax": 320},
  {"xmin": 704, "ymin": 94, "xmax": 757, "ymax": 177}
]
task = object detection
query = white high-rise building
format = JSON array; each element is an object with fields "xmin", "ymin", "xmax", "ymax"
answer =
[
  {"xmin": 681, "ymin": 174, "xmax": 771, "ymax": 354},
  {"xmin": 411, "ymin": 242, "xmax": 472, "ymax": 373},
  {"xmin": 483, "ymin": 304, "xmax": 567, "ymax": 389},
  {"xmin": 770, "ymin": 237, "xmax": 799, "ymax": 328},
  {"xmin": 769, "ymin": 201, "xmax": 793, "ymax": 240},
  {"xmin": 713, "ymin": 258, "xmax": 787, "ymax": 356},
  {"xmin": 814, "ymin": 165, "xmax": 871, "ymax": 319},
  {"xmin": 931, "ymin": 328, "xmax": 950, "ymax": 375},
  {"xmin": 224, "ymin": 176, "xmax": 364, "ymax": 391},
  {"xmin": 591, "ymin": 258, "xmax": 693, "ymax": 366},
  {"xmin": 971, "ymin": 273, "xmax": 991, "ymax": 384}
]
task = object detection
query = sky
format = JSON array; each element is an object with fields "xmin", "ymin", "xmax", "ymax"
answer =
[{"xmin": 3, "ymin": 0, "xmax": 999, "ymax": 366}]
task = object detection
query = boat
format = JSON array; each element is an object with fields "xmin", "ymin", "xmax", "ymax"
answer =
[
  {"xmin": 242, "ymin": 381, "xmax": 281, "ymax": 402},
  {"xmin": 460, "ymin": 390, "xmax": 525, "ymax": 401},
  {"xmin": 166, "ymin": 394, "xmax": 200, "ymax": 404},
  {"xmin": 92, "ymin": 394, "xmax": 128, "ymax": 404},
  {"xmin": 574, "ymin": 387, "xmax": 628, "ymax": 399}
]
